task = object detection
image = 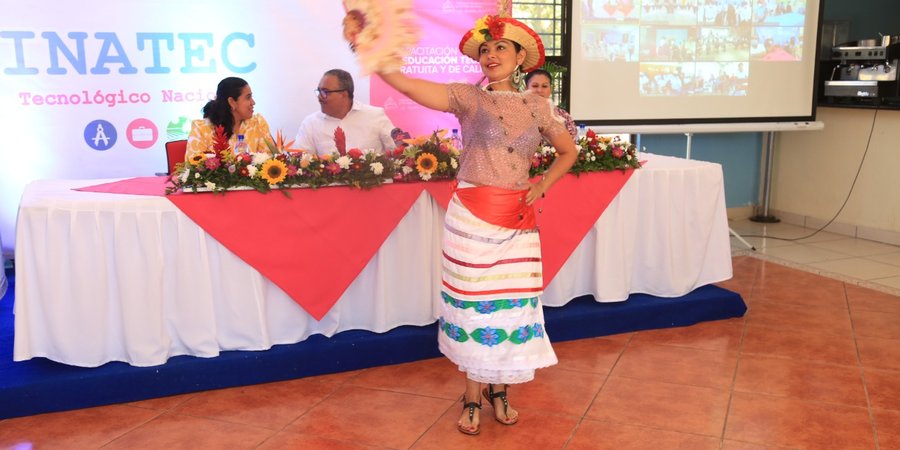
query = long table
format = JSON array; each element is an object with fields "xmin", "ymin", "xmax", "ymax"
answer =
[{"xmin": 13, "ymin": 153, "xmax": 732, "ymax": 367}]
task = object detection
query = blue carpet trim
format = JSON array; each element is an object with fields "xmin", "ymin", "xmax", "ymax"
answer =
[{"xmin": 0, "ymin": 267, "xmax": 745, "ymax": 419}]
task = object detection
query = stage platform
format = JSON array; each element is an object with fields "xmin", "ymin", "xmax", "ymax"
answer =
[{"xmin": 0, "ymin": 269, "xmax": 746, "ymax": 419}]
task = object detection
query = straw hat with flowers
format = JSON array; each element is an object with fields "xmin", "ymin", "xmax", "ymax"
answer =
[{"xmin": 458, "ymin": 4, "xmax": 546, "ymax": 73}]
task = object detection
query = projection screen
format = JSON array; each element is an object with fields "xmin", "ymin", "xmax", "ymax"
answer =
[{"xmin": 569, "ymin": 0, "xmax": 823, "ymax": 125}]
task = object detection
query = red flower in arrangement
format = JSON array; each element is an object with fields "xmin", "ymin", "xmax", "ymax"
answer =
[
  {"xmin": 240, "ymin": 153, "xmax": 252, "ymax": 164},
  {"xmin": 287, "ymin": 165, "xmax": 298, "ymax": 176},
  {"xmin": 348, "ymin": 148, "xmax": 363, "ymax": 159},
  {"xmin": 239, "ymin": 167, "xmax": 249, "ymax": 177},
  {"xmin": 393, "ymin": 146, "xmax": 405, "ymax": 157},
  {"xmin": 212, "ymin": 125, "xmax": 230, "ymax": 152},
  {"xmin": 334, "ymin": 126, "xmax": 347, "ymax": 156},
  {"xmin": 205, "ymin": 157, "xmax": 221, "ymax": 170},
  {"xmin": 586, "ymin": 129, "xmax": 597, "ymax": 139},
  {"xmin": 612, "ymin": 147, "xmax": 625, "ymax": 159},
  {"xmin": 325, "ymin": 162, "xmax": 342, "ymax": 175}
]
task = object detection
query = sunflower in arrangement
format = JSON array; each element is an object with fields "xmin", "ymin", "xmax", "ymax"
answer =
[
  {"xmin": 187, "ymin": 152, "xmax": 207, "ymax": 167},
  {"xmin": 259, "ymin": 131, "xmax": 301, "ymax": 186},
  {"xmin": 260, "ymin": 159, "xmax": 288, "ymax": 185},
  {"xmin": 394, "ymin": 129, "xmax": 460, "ymax": 182},
  {"xmin": 415, "ymin": 152, "xmax": 439, "ymax": 180}
]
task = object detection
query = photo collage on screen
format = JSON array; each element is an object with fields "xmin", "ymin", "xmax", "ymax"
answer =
[{"xmin": 580, "ymin": 0, "xmax": 807, "ymax": 97}]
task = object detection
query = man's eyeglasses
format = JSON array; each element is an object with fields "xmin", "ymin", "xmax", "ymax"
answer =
[{"xmin": 315, "ymin": 88, "xmax": 347, "ymax": 99}]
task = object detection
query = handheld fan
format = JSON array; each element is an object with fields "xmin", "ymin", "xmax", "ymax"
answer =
[{"xmin": 341, "ymin": 0, "xmax": 420, "ymax": 74}]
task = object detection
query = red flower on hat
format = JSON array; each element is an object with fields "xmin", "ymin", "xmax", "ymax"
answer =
[{"xmin": 485, "ymin": 16, "xmax": 505, "ymax": 41}]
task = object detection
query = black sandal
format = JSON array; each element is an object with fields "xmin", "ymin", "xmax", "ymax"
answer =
[
  {"xmin": 482, "ymin": 384, "xmax": 519, "ymax": 425},
  {"xmin": 457, "ymin": 396, "xmax": 482, "ymax": 435}
]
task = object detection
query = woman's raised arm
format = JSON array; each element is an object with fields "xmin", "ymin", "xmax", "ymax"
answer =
[{"xmin": 378, "ymin": 71, "xmax": 451, "ymax": 112}]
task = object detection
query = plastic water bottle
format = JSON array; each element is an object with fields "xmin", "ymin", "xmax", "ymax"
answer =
[
  {"xmin": 234, "ymin": 134, "xmax": 248, "ymax": 154},
  {"xmin": 449, "ymin": 128, "xmax": 463, "ymax": 150},
  {"xmin": 577, "ymin": 124, "xmax": 586, "ymax": 139}
]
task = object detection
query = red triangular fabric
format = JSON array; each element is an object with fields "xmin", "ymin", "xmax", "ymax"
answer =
[
  {"xmin": 166, "ymin": 183, "xmax": 426, "ymax": 319},
  {"xmin": 74, "ymin": 176, "xmax": 169, "ymax": 196},
  {"xmin": 423, "ymin": 180, "xmax": 455, "ymax": 209},
  {"xmin": 73, "ymin": 168, "xmax": 638, "ymax": 316},
  {"xmin": 74, "ymin": 177, "xmax": 426, "ymax": 320},
  {"xmin": 535, "ymin": 170, "xmax": 636, "ymax": 287}
]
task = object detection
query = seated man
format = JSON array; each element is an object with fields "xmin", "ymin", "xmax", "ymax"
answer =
[{"xmin": 295, "ymin": 69, "xmax": 396, "ymax": 156}]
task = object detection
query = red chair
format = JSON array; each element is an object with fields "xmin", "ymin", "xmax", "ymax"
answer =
[{"xmin": 165, "ymin": 140, "xmax": 188, "ymax": 175}]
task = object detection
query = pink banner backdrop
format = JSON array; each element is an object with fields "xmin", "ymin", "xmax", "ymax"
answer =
[
  {"xmin": 0, "ymin": 0, "xmax": 510, "ymax": 254},
  {"xmin": 371, "ymin": 0, "xmax": 499, "ymax": 137}
]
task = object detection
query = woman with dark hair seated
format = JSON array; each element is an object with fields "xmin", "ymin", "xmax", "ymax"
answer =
[
  {"xmin": 525, "ymin": 69, "xmax": 578, "ymax": 140},
  {"xmin": 185, "ymin": 76, "xmax": 272, "ymax": 161}
]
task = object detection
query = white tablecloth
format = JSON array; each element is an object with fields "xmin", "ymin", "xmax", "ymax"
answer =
[{"xmin": 14, "ymin": 153, "xmax": 732, "ymax": 367}]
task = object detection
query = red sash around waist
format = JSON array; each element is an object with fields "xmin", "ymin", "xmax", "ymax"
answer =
[{"xmin": 453, "ymin": 181, "xmax": 537, "ymax": 230}]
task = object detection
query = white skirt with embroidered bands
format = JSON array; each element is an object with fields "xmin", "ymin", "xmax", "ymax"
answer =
[{"xmin": 438, "ymin": 193, "xmax": 558, "ymax": 385}]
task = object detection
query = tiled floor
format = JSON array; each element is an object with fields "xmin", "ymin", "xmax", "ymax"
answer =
[
  {"xmin": 1, "ymin": 220, "xmax": 899, "ymax": 449},
  {"xmin": 729, "ymin": 218, "xmax": 900, "ymax": 295}
]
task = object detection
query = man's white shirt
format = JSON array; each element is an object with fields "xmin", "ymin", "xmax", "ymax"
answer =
[{"xmin": 294, "ymin": 101, "xmax": 396, "ymax": 156}]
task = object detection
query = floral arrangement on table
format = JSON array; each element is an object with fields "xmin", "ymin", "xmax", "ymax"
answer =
[
  {"xmin": 391, "ymin": 129, "xmax": 461, "ymax": 182},
  {"xmin": 166, "ymin": 126, "xmax": 394, "ymax": 195},
  {"xmin": 166, "ymin": 126, "xmax": 643, "ymax": 195},
  {"xmin": 530, "ymin": 129, "xmax": 641, "ymax": 178}
]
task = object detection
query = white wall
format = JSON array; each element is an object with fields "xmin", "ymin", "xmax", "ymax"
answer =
[{"xmin": 772, "ymin": 106, "xmax": 900, "ymax": 243}]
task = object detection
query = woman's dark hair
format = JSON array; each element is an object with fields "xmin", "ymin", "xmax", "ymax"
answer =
[
  {"xmin": 524, "ymin": 68, "xmax": 552, "ymax": 85},
  {"xmin": 202, "ymin": 77, "xmax": 248, "ymax": 138}
]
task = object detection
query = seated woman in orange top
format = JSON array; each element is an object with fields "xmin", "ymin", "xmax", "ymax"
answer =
[{"xmin": 185, "ymin": 77, "xmax": 272, "ymax": 161}]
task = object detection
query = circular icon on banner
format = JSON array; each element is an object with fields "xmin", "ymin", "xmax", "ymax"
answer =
[
  {"xmin": 83, "ymin": 120, "xmax": 117, "ymax": 151},
  {"xmin": 126, "ymin": 118, "xmax": 159, "ymax": 149}
]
